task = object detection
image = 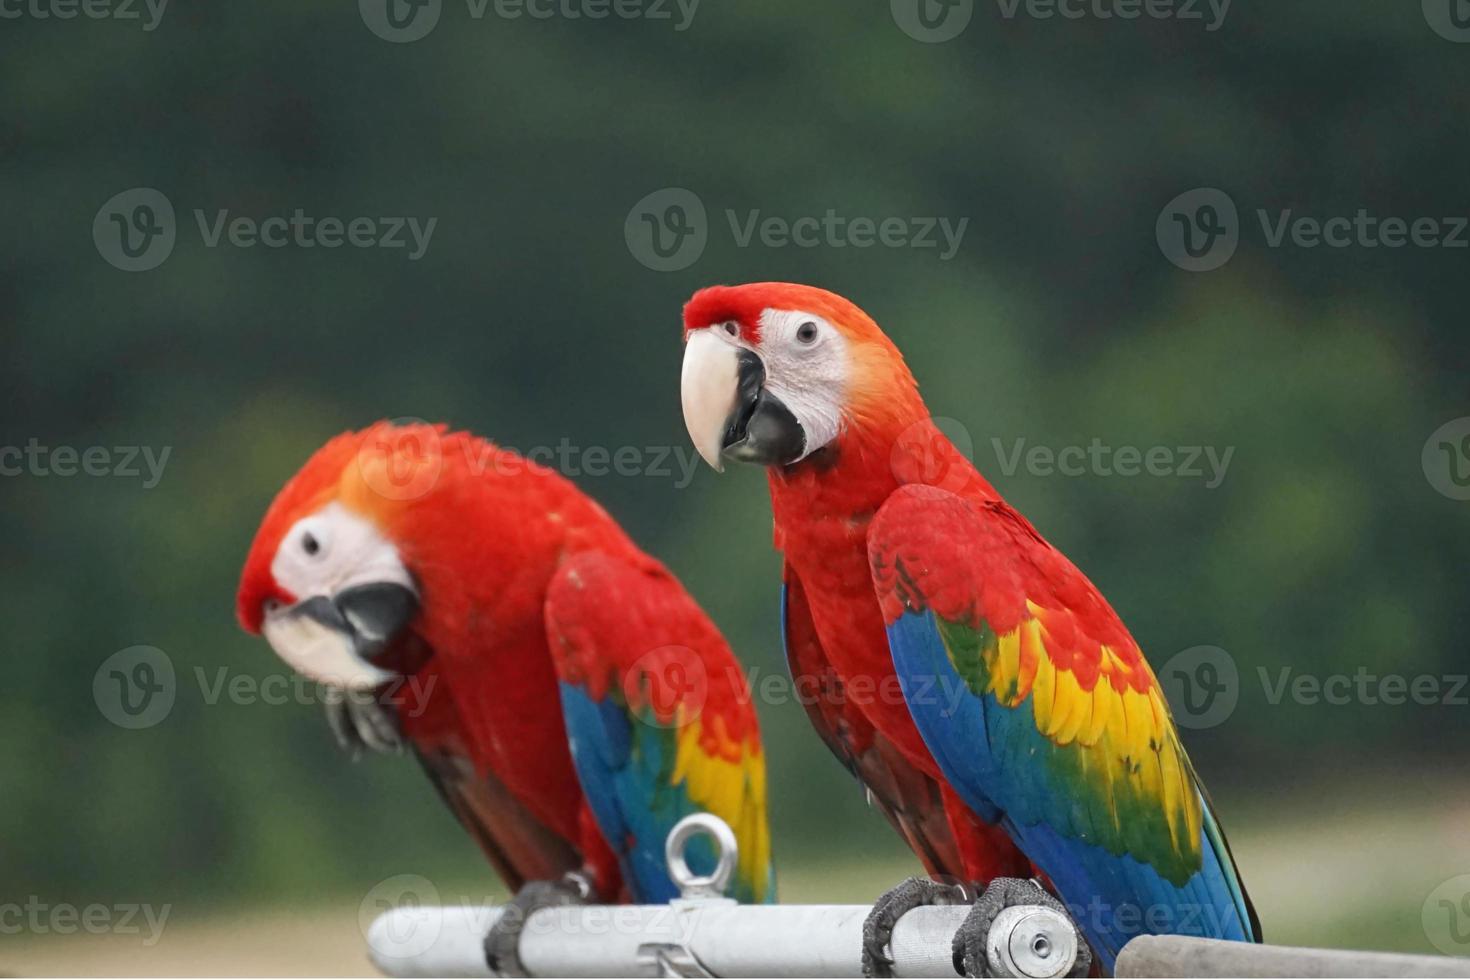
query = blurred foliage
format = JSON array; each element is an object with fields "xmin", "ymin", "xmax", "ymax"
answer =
[{"xmin": 1, "ymin": 0, "xmax": 1467, "ymax": 954}]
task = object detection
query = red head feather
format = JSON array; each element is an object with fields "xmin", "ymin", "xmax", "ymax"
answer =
[
  {"xmin": 683, "ymin": 282, "xmax": 891, "ymax": 347},
  {"xmin": 236, "ymin": 421, "xmax": 621, "ymax": 636},
  {"xmin": 235, "ymin": 421, "xmax": 494, "ymax": 632},
  {"xmin": 236, "ymin": 427, "xmax": 369, "ymax": 633}
]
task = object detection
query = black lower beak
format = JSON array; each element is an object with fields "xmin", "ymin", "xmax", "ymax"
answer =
[
  {"xmin": 294, "ymin": 582, "xmax": 419, "ymax": 662},
  {"xmin": 722, "ymin": 350, "xmax": 806, "ymax": 467}
]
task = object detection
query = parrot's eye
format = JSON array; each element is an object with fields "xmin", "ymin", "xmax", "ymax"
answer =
[
  {"xmin": 796, "ymin": 321, "xmax": 819, "ymax": 345},
  {"xmin": 720, "ymin": 321, "xmax": 739, "ymax": 338},
  {"xmin": 301, "ymin": 532, "xmax": 322, "ymax": 557}
]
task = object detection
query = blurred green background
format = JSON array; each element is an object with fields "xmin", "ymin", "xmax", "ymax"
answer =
[{"xmin": 4, "ymin": 0, "xmax": 1469, "ymax": 972}]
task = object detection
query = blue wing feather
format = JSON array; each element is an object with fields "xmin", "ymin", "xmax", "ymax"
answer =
[
  {"xmin": 558, "ymin": 682, "xmax": 717, "ymax": 903},
  {"xmin": 884, "ymin": 608, "xmax": 1254, "ymax": 969}
]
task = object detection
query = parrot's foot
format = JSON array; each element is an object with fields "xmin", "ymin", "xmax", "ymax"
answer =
[
  {"xmin": 951, "ymin": 877, "xmax": 1091, "ymax": 979},
  {"xmin": 861, "ymin": 876, "xmax": 970, "ymax": 978},
  {"xmin": 484, "ymin": 872, "xmax": 592, "ymax": 977},
  {"xmin": 323, "ymin": 686, "xmax": 401, "ymax": 756}
]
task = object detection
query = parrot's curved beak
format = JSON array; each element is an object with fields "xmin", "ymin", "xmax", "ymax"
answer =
[
  {"xmin": 261, "ymin": 582, "xmax": 419, "ymax": 691},
  {"xmin": 681, "ymin": 329, "xmax": 806, "ymax": 471}
]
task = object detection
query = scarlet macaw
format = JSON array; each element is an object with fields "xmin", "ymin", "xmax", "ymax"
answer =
[
  {"xmin": 678, "ymin": 284, "xmax": 1257, "ymax": 977},
  {"xmin": 236, "ymin": 422, "xmax": 774, "ymax": 974}
]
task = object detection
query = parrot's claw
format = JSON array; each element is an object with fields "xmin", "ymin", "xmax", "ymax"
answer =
[
  {"xmin": 323, "ymin": 687, "xmax": 402, "ymax": 756},
  {"xmin": 484, "ymin": 872, "xmax": 592, "ymax": 977},
  {"xmin": 951, "ymin": 877, "xmax": 1091, "ymax": 979},
  {"xmin": 861, "ymin": 875, "xmax": 970, "ymax": 978}
]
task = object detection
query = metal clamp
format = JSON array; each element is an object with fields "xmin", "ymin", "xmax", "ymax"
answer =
[
  {"xmin": 635, "ymin": 813, "xmax": 740, "ymax": 978},
  {"xmin": 664, "ymin": 812, "xmax": 738, "ymax": 901},
  {"xmin": 636, "ymin": 943, "xmax": 717, "ymax": 979},
  {"xmin": 986, "ymin": 904, "xmax": 1080, "ymax": 979}
]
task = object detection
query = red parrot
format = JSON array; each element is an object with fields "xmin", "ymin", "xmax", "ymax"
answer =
[
  {"xmin": 236, "ymin": 422, "xmax": 774, "ymax": 974},
  {"xmin": 679, "ymin": 284, "xmax": 1258, "ymax": 977}
]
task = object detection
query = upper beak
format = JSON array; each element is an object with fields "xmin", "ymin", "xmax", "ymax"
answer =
[
  {"xmin": 680, "ymin": 329, "xmax": 806, "ymax": 470},
  {"xmin": 681, "ymin": 329, "xmax": 740, "ymax": 471},
  {"xmin": 261, "ymin": 582, "xmax": 419, "ymax": 690}
]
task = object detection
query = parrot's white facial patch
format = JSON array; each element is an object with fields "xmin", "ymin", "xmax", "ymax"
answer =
[
  {"xmin": 270, "ymin": 503, "xmax": 414, "ymax": 603},
  {"xmin": 262, "ymin": 503, "xmax": 414, "ymax": 690},
  {"xmin": 680, "ymin": 309, "xmax": 852, "ymax": 469},
  {"xmin": 754, "ymin": 308, "xmax": 849, "ymax": 458}
]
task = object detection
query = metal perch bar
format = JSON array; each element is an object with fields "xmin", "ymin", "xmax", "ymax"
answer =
[
  {"xmin": 369, "ymin": 902, "xmax": 973, "ymax": 978},
  {"xmin": 366, "ymin": 813, "xmax": 1470, "ymax": 978},
  {"xmin": 367, "ymin": 903, "xmax": 1470, "ymax": 979}
]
